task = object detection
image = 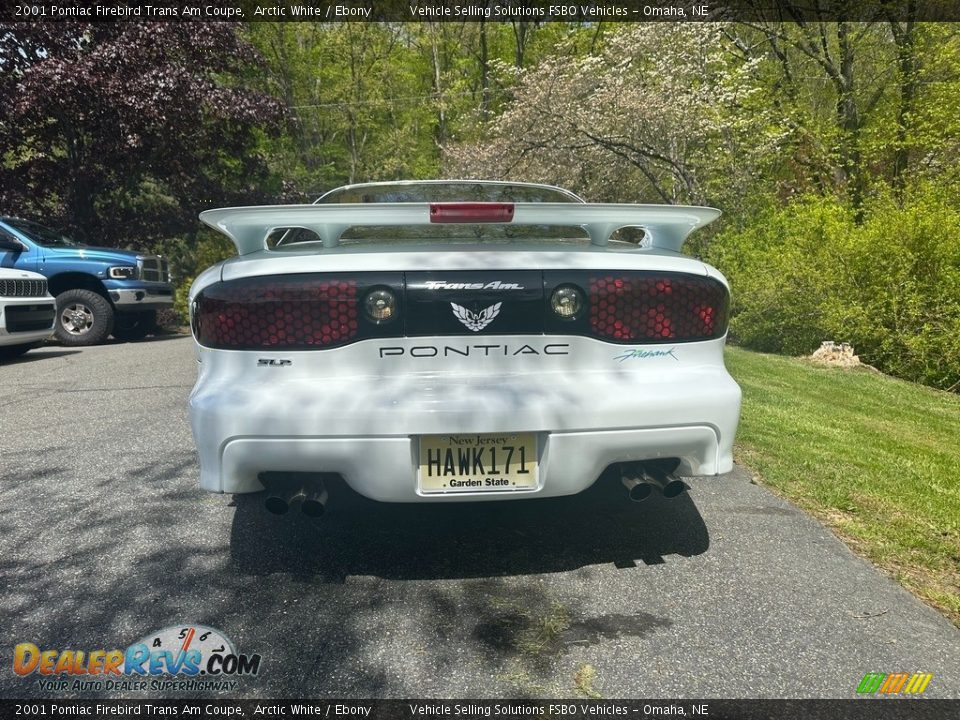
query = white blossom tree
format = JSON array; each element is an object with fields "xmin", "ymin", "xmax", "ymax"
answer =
[{"xmin": 444, "ymin": 23, "xmax": 781, "ymax": 210}]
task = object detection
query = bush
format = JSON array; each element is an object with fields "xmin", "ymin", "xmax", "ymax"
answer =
[
  {"xmin": 705, "ymin": 186, "xmax": 960, "ymax": 390},
  {"xmin": 705, "ymin": 198, "xmax": 843, "ymax": 355},
  {"xmin": 156, "ymin": 230, "xmax": 236, "ymax": 323}
]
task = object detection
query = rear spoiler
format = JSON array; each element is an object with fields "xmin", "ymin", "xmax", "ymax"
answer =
[{"xmin": 199, "ymin": 202, "xmax": 720, "ymax": 256}]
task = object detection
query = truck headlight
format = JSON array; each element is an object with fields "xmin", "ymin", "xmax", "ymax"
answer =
[{"xmin": 108, "ymin": 266, "xmax": 139, "ymax": 279}]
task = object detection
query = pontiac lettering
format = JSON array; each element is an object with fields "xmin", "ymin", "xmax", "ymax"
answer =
[{"xmin": 380, "ymin": 343, "xmax": 569, "ymax": 358}]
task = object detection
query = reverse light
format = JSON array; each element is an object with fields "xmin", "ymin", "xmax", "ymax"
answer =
[
  {"xmin": 363, "ymin": 288, "xmax": 397, "ymax": 323},
  {"xmin": 550, "ymin": 285, "xmax": 584, "ymax": 319}
]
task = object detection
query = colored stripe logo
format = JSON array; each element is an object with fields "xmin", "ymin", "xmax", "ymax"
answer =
[{"xmin": 857, "ymin": 672, "xmax": 932, "ymax": 695}]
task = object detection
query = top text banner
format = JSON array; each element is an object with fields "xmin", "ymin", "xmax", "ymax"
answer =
[{"xmin": 2, "ymin": 1, "xmax": 957, "ymax": 23}]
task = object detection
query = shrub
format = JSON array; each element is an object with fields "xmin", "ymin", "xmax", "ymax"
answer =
[
  {"xmin": 705, "ymin": 186, "xmax": 960, "ymax": 390},
  {"xmin": 157, "ymin": 230, "xmax": 235, "ymax": 324}
]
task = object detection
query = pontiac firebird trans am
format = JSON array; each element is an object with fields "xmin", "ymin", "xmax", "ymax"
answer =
[{"xmin": 188, "ymin": 181, "xmax": 741, "ymax": 517}]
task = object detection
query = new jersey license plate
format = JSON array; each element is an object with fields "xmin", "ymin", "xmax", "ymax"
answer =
[{"xmin": 418, "ymin": 433, "xmax": 539, "ymax": 494}]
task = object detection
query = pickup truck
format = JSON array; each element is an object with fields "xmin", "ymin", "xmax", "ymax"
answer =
[{"xmin": 0, "ymin": 217, "xmax": 174, "ymax": 345}]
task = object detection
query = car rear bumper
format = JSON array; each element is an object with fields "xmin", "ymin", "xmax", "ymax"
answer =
[{"xmin": 189, "ymin": 366, "xmax": 741, "ymax": 501}]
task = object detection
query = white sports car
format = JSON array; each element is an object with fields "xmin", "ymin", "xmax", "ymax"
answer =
[
  {"xmin": 188, "ymin": 181, "xmax": 741, "ymax": 517},
  {"xmin": 0, "ymin": 266, "xmax": 56, "ymax": 360}
]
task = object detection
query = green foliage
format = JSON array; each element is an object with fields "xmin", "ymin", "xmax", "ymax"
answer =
[
  {"xmin": 244, "ymin": 22, "xmax": 604, "ymax": 197},
  {"xmin": 705, "ymin": 198, "xmax": 844, "ymax": 355},
  {"xmin": 0, "ymin": 23, "xmax": 282, "ymax": 246},
  {"xmin": 157, "ymin": 230, "xmax": 236, "ymax": 322},
  {"xmin": 245, "ymin": 23, "xmax": 442, "ymax": 195},
  {"xmin": 707, "ymin": 186, "xmax": 960, "ymax": 390}
]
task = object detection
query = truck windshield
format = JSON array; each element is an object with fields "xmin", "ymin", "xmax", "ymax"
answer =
[{"xmin": 3, "ymin": 218, "xmax": 82, "ymax": 248}]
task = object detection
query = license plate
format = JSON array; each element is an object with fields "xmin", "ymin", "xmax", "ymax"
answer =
[{"xmin": 418, "ymin": 433, "xmax": 539, "ymax": 494}]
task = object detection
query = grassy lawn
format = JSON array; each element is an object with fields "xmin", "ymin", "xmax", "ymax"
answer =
[{"xmin": 725, "ymin": 346, "xmax": 960, "ymax": 626}]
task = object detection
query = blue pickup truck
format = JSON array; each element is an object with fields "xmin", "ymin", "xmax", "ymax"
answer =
[{"xmin": 0, "ymin": 217, "xmax": 175, "ymax": 345}]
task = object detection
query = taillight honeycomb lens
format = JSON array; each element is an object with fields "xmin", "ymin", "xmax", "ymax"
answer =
[
  {"xmin": 588, "ymin": 274, "xmax": 729, "ymax": 342},
  {"xmin": 194, "ymin": 276, "xmax": 361, "ymax": 349}
]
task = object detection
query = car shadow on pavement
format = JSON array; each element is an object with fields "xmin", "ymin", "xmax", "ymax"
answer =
[
  {"xmin": 99, "ymin": 332, "xmax": 190, "ymax": 346},
  {"xmin": 1, "ymin": 349, "xmax": 81, "ymax": 364},
  {"xmin": 229, "ymin": 468, "xmax": 710, "ymax": 582}
]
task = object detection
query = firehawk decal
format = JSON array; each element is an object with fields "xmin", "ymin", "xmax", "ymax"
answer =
[{"xmin": 451, "ymin": 302, "xmax": 502, "ymax": 332}]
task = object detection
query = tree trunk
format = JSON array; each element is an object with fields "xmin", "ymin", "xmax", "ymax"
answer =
[
  {"xmin": 836, "ymin": 22, "xmax": 864, "ymax": 221},
  {"xmin": 479, "ymin": 17, "xmax": 490, "ymax": 122},
  {"xmin": 890, "ymin": 4, "xmax": 918, "ymax": 195}
]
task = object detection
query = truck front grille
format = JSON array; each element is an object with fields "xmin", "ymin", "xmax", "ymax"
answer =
[
  {"xmin": 0, "ymin": 279, "xmax": 47, "ymax": 297},
  {"xmin": 138, "ymin": 256, "xmax": 170, "ymax": 283}
]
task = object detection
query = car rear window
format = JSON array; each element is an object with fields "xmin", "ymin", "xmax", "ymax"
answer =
[
  {"xmin": 315, "ymin": 182, "xmax": 584, "ymax": 204},
  {"xmin": 270, "ymin": 224, "xmax": 596, "ymax": 247}
]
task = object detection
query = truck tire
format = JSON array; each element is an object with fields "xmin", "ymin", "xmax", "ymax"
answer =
[
  {"xmin": 112, "ymin": 310, "xmax": 157, "ymax": 342},
  {"xmin": 54, "ymin": 289, "xmax": 114, "ymax": 346}
]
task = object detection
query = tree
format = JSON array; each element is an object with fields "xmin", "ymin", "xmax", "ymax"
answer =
[
  {"xmin": 248, "ymin": 23, "xmax": 441, "ymax": 193},
  {"xmin": 731, "ymin": 12, "xmax": 960, "ymax": 213},
  {"xmin": 445, "ymin": 23, "xmax": 779, "ymax": 213},
  {"xmin": 0, "ymin": 22, "xmax": 283, "ymax": 248}
]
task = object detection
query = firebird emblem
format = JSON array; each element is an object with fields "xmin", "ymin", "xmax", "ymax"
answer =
[{"xmin": 451, "ymin": 302, "xmax": 501, "ymax": 332}]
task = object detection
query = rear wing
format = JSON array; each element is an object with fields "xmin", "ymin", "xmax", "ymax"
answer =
[{"xmin": 199, "ymin": 202, "xmax": 720, "ymax": 256}]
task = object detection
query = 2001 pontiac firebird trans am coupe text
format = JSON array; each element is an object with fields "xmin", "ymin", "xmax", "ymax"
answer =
[{"xmin": 188, "ymin": 181, "xmax": 741, "ymax": 517}]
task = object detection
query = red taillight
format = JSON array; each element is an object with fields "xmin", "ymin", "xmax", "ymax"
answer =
[
  {"xmin": 429, "ymin": 202, "xmax": 515, "ymax": 223},
  {"xmin": 588, "ymin": 274, "xmax": 728, "ymax": 342},
  {"xmin": 195, "ymin": 277, "xmax": 360, "ymax": 349}
]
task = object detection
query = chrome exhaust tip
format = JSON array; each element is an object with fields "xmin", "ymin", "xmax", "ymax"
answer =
[
  {"xmin": 645, "ymin": 464, "xmax": 689, "ymax": 499},
  {"xmin": 263, "ymin": 497, "xmax": 289, "ymax": 515},
  {"xmin": 264, "ymin": 487, "xmax": 302, "ymax": 515},
  {"xmin": 662, "ymin": 478, "xmax": 690, "ymax": 498},
  {"xmin": 260, "ymin": 473, "xmax": 328, "ymax": 517},
  {"xmin": 622, "ymin": 461, "xmax": 688, "ymax": 502},
  {"xmin": 621, "ymin": 473, "xmax": 655, "ymax": 503},
  {"xmin": 301, "ymin": 485, "xmax": 329, "ymax": 518}
]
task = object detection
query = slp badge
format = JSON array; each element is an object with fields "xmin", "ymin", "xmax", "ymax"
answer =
[{"xmin": 451, "ymin": 302, "xmax": 501, "ymax": 332}]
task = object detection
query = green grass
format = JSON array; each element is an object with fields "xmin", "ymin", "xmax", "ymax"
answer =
[{"xmin": 725, "ymin": 346, "xmax": 960, "ymax": 625}]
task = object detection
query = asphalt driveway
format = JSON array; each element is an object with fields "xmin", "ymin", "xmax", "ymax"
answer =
[{"xmin": 1, "ymin": 337, "xmax": 959, "ymax": 698}]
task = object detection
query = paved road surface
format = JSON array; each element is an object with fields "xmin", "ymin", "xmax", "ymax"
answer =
[{"xmin": 1, "ymin": 337, "xmax": 958, "ymax": 699}]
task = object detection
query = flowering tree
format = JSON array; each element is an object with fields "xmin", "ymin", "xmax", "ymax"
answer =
[{"xmin": 444, "ymin": 24, "xmax": 779, "ymax": 210}]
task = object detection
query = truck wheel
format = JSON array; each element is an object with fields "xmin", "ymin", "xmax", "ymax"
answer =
[
  {"xmin": 54, "ymin": 289, "xmax": 114, "ymax": 346},
  {"xmin": 112, "ymin": 310, "xmax": 157, "ymax": 342}
]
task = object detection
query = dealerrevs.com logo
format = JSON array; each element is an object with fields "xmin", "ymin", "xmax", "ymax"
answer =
[
  {"xmin": 857, "ymin": 672, "xmax": 933, "ymax": 696},
  {"xmin": 13, "ymin": 625, "xmax": 261, "ymax": 693}
]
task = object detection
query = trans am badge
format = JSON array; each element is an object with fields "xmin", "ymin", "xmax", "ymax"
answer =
[{"xmin": 451, "ymin": 302, "xmax": 501, "ymax": 332}]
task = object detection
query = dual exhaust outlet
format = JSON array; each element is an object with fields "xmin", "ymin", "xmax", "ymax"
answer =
[
  {"xmin": 262, "ymin": 465, "xmax": 686, "ymax": 514},
  {"xmin": 621, "ymin": 463, "xmax": 689, "ymax": 503},
  {"xmin": 264, "ymin": 478, "xmax": 328, "ymax": 518}
]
